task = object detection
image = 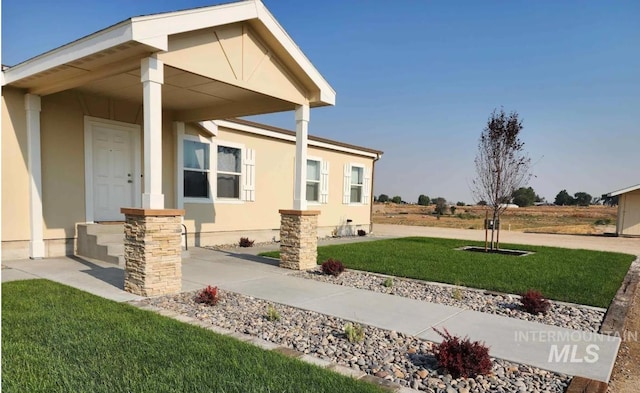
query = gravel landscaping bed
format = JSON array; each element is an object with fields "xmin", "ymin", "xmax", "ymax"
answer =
[
  {"xmin": 142, "ymin": 290, "xmax": 571, "ymax": 393},
  {"xmin": 290, "ymin": 268, "xmax": 605, "ymax": 333}
]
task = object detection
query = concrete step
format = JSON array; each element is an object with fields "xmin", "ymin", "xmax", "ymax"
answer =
[{"xmin": 77, "ymin": 223, "xmax": 187, "ymax": 266}]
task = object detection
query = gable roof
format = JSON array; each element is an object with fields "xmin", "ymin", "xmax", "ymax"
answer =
[
  {"xmin": 2, "ymin": 0, "xmax": 335, "ymax": 106},
  {"xmin": 216, "ymin": 118, "xmax": 383, "ymax": 159},
  {"xmin": 607, "ymin": 184, "xmax": 640, "ymax": 197}
]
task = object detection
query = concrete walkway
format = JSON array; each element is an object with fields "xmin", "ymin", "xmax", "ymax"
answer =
[{"xmin": 2, "ymin": 239, "xmax": 625, "ymax": 383}]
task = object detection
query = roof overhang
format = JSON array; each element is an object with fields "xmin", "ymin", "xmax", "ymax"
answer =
[
  {"xmin": 607, "ymin": 184, "xmax": 640, "ymax": 197},
  {"xmin": 2, "ymin": 0, "xmax": 335, "ymax": 107},
  {"xmin": 215, "ymin": 119, "xmax": 383, "ymax": 159}
]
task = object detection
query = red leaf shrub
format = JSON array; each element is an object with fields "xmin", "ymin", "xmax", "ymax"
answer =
[
  {"xmin": 520, "ymin": 289, "xmax": 551, "ymax": 315},
  {"xmin": 433, "ymin": 327, "xmax": 492, "ymax": 378},
  {"xmin": 195, "ymin": 286, "xmax": 220, "ymax": 306},
  {"xmin": 239, "ymin": 237, "xmax": 255, "ymax": 247},
  {"xmin": 321, "ymin": 259, "xmax": 346, "ymax": 277},
  {"xmin": 357, "ymin": 229, "xmax": 367, "ymax": 237}
]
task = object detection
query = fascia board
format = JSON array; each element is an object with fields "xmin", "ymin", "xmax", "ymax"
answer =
[
  {"xmin": 214, "ymin": 120, "xmax": 378, "ymax": 159},
  {"xmin": 3, "ymin": 22, "xmax": 134, "ymax": 86},
  {"xmin": 254, "ymin": 1, "xmax": 336, "ymax": 106},
  {"xmin": 608, "ymin": 184, "xmax": 640, "ymax": 197},
  {"xmin": 130, "ymin": 1, "xmax": 258, "ymax": 41}
]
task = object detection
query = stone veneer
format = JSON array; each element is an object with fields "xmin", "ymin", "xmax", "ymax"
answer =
[
  {"xmin": 121, "ymin": 208, "xmax": 185, "ymax": 296},
  {"xmin": 279, "ymin": 210, "xmax": 320, "ymax": 270}
]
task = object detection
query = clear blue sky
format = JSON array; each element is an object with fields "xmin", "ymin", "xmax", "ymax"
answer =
[{"xmin": 3, "ymin": 1, "xmax": 639, "ymax": 203}]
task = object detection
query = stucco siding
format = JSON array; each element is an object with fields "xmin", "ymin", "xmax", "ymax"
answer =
[
  {"xmin": 180, "ymin": 125, "xmax": 374, "ymax": 240},
  {"xmin": 1, "ymin": 87, "xmax": 31, "ymax": 241},
  {"xmin": 40, "ymin": 92, "xmax": 87, "ymax": 239}
]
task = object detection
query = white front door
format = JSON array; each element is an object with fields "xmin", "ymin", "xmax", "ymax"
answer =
[{"xmin": 85, "ymin": 117, "xmax": 141, "ymax": 222}]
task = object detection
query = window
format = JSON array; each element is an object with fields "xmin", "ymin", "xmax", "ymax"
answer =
[
  {"xmin": 306, "ymin": 159, "xmax": 320, "ymax": 202},
  {"xmin": 343, "ymin": 163, "xmax": 370, "ymax": 205},
  {"xmin": 183, "ymin": 140, "xmax": 210, "ymax": 199},
  {"xmin": 217, "ymin": 145, "xmax": 241, "ymax": 199},
  {"xmin": 350, "ymin": 166, "xmax": 363, "ymax": 203}
]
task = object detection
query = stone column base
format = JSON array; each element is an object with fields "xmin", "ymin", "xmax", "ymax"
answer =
[
  {"xmin": 279, "ymin": 209, "xmax": 320, "ymax": 270},
  {"xmin": 121, "ymin": 208, "xmax": 185, "ymax": 296}
]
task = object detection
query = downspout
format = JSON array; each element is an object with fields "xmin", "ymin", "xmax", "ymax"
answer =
[{"xmin": 369, "ymin": 153, "xmax": 382, "ymax": 234}]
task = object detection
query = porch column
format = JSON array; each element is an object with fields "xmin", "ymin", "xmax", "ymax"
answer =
[
  {"xmin": 279, "ymin": 104, "xmax": 319, "ymax": 270},
  {"xmin": 141, "ymin": 56, "xmax": 164, "ymax": 209},
  {"xmin": 25, "ymin": 94, "xmax": 45, "ymax": 259},
  {"xmin": 293, "ymin": 104, "xmax": 309, "ymax": 210}
]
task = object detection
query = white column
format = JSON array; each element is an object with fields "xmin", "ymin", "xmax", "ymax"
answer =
[
  {"xmin": 25, "ymin": 94, "xmax": 45, "ymax": 258},
  {"xmin": 293, "ymin": 105, "xmax": 310, "ymax": 210},
  {"xmin": 141, "ymin": 56, "xmax": 164, "ymax": 209}
]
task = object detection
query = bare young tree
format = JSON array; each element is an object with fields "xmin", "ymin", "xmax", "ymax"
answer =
[{"xmin": 472, "ymin": 108, "xmax": 532, "ymax": 250}]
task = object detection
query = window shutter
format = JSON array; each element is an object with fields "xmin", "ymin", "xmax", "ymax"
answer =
[
  {"xmin": 343, "ymin": 164, "xmax": 351, "ymax": 204},
  {"xmin": 242, "ymin": 148, "xmax": 255, "ymax": 201},
  {"xmin": 363, "ymin": 167, "xmax": 371, "ymax": 205},
  {"xmin": 320, "ymin": 161, "xmax": 330, "ymax": 204}
]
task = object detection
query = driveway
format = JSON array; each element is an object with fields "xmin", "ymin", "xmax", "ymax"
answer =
[{"xmin": 372, "ymin": 224, "xmax": 640, "ymax": 255}]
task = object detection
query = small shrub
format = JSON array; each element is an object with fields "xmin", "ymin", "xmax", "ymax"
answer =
[
  {"xmin": 239, "ymin": 237, "xmax": 255, "ymax": 247},
  {"xmin": 382, "ymin": 278, "xmax": 394, "ymax": 288},
  {"xmin": 594, "ymin": 218, "xmax": 612, "ymax": 226},
  {"xmin": 433, "ymin": 327, "xmax": 492, "ymax": 378},
  {"xmin": 357, "ymin": 229, "xmax": 367, "ymax": 237},
  {"xmin": 344, "ymin": 322, "xmax": 365, "ymax": 343},
  {"xmin": 321, "ymin": 259, "xmax": 346, "ymax": 277},
  {"xmin": 452, "ymin": 288, "xmax": 463, "ymax": 301},
  {"xmin": 265, "ymin": 304, "xmax": 280, "ymax": 322},
  {"xmin": 195, "ymin": 285, "xmax": 220, "ymax": 306},
  {"xmin": 520, "ymin": 289, "xmax": 551, "ymax": 315}
]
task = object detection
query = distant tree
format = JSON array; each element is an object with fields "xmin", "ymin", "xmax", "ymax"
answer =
[
  {"xmin": 391, "ymin": 196, "xmax": 402, "ymax": 204},
  {"xmin": 434, "ymin": 197, "xmax": 447, "ymax": 217},
  {"xmin": 512, "ymin": 187, "xmax": 536, "ymax": 207},
  {"xmin": 418, "ymin": 194, "xmax": 430, "ymax": 206},
  {"xmin": 471, "ymin": 108, "xmax": 532, "ymax": 250},
  {"xmin": 554, "ymin": 190, "xmax": 574, "ymax": 206},
  {"xmin": 456, "ymin": 201, "xmax": 466, "ymax": 206},
  {"xmin": 574, "ymin": 192, "xmax": 592, "ymax": 207},
  {"xmin": 477, "ymin": 200, "xmax": 488, "ymax": 206},
  {"xmin": 450, "ymin": 206, "xmax": 457, "ymax": 215},
  {"xmin": 378, "ymin": 194, "xmax": 389, "ymax": 203}
]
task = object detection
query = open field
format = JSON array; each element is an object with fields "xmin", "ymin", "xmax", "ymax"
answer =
[{"xmin": 373, "ymin": 203, "xmax": 617, "ymax": 235}]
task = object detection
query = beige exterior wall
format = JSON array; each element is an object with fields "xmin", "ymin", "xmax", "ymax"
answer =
[
  {"xmin": 181, "ymin": 125, "xmax": 375, "ymax": 245},
  {"xmin": 1, "ymin": 87, "xmax": 31, "ymax": 242},
  {"xmin": 1, "ymin": 89, "xmax": 179, "ymax": 256},
  {"xmin": 618, "ymin": 189, "xmax": 640, "ymax": 236},
  {"xmin": 2, "ymin": 89, "xmax": 376, "ymax": 255}
]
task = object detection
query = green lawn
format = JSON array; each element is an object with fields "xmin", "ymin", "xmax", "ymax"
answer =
[
  {"xmin": 1, "ymin": 279, "xmax": 385, "ymax": 393},
  {"xmin": 261, "ymin": 237, "xmax": 634, "ymax": 308}
]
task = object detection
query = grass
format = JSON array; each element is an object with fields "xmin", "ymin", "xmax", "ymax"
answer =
[
  {"xmin": 1, "ymin": 279, "xmax": 385, "ymax": 393},
  {"xmin": 261, "ymin": 237, "xmax": 634, "ymax": 308}
]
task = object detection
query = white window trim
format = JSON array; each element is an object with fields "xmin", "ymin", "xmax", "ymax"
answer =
[
  {"xmin": 178, "ymin": 132, "xmax": 215, "ymax": 205},
  {"xmin": 344, "ymin": 163, "xmax": 370, "ymax": 206},
  {"xmin": 306, "ymin": 155, "xmax": 322, "ymax": 205},
  {"xmin": 350, "ymin": 164, "xmax": 365, "ymax": 205},
  {"xmin": 215, "ymin": 140, "xmax": 245, "ymax": 204}
]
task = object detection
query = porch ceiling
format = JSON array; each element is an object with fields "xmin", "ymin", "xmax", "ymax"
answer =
[{"xmin": 75, "ymin": 65, "xmax": 294, "ymax": 121}]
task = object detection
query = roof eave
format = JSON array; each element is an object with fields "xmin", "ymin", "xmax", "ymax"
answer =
[
  {"xmin": 607, "ymin": 184, "xmax": 640, "ymax": 197},
  {"xmin": 3, "ymin": 0, "xmax": 336, "ymax": 107}
]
